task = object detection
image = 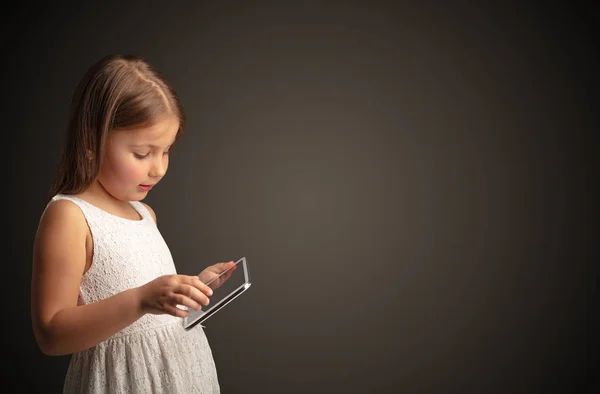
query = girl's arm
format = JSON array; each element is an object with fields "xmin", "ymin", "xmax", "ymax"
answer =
[
  {"xmin": 31, "ymin": 200, "xmax": 145, "ymax": 356},
  {"xmin": 30, "ymin": 200, "xmax": 211, "ymax": 356}
]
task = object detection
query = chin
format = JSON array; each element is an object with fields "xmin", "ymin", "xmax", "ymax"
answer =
[
  {"xmin": 111, "ymin": 190, "xmax": 147, "ymax": 202},
  {"xmin": 130, "ymin": 192, "xmax": 148, "ymax": 201}
]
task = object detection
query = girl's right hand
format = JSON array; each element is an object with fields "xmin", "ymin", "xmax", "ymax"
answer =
[{"xmin": 136, "ymin": 274, "xmax": 213, "ymax": 318}]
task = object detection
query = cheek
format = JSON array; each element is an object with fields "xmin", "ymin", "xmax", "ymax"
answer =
[
  {"xmin": 122, "ymin": 164, "xmax": 146, "ymax": 182},
  {"xmin": 124, "ymin": 159, "xmax": 148, "ymax": 182},
  {"xmin": 106, "ymin": 156, "xmax": 147, "ymax": 183}
]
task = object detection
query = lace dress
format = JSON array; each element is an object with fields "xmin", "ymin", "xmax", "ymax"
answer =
[{"xmin": 46, "ymin": 194, "xmax": 220, "ymax": 393}]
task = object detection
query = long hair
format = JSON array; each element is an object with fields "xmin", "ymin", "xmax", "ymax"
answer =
[{"xmin": 48, "ymin": 54, "xmax": 186, "ymax": 201}]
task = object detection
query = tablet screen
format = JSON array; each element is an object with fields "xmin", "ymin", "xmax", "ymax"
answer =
[{"xmin": 184, "ymin": 257, "xmax": 250, "ymax": 329}]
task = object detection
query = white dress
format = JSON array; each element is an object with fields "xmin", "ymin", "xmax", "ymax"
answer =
[{"xmin": 46, "ymin": 194, "xmax": 220, "ymax": 394}]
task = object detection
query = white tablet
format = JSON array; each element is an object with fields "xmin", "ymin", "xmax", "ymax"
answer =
[{"xmin": 183, "ymin": 257, "xmax": 251, "ymax": 330}]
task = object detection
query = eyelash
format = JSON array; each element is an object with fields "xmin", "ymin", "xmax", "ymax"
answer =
[{"xmin": 135, "ymin": 151, "xmax": 170, "ymax": 159}]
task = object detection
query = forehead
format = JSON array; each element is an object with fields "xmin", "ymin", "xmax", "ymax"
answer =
[{"xmin": 110, "ymin": 116, "xmax": 179, "ymax": 147}]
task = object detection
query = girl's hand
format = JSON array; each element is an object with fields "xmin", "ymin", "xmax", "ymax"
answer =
[
  {"xmin": 198, "ymin": 261, "xmax": 237, "ymax": 290},
  {"xmin": 136, "ymin": 274, "xmax": 213, "ymax": 318}
]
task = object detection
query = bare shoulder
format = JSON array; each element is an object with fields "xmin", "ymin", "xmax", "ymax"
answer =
[
  {"xmin": 37, "ymin": 199, "xmax": 88, "ymax": 234},
  {"xmin": 140, "ymin": 202, "xmax": 157, "ymax": 223},
  {"xmin": 33, "ymin": 199, "xmax": 89, "ymax": 269},
  {"xmin": 32, "ymin": 199, "xmax": 89, "ymax": 335}
]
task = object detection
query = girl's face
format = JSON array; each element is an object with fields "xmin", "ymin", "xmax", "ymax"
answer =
[{"xmin": 97, "ymin": 116, "xmax": 179, "ymax": 202}]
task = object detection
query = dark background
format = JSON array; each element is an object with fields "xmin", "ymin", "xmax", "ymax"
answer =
[{"xmin": 3, "ymin": 1, "xmax": 596, "ymax": 393}]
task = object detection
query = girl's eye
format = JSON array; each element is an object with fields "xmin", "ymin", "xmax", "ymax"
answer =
[
  {"xmin": 134, "ymin": 153, "xmax": 150, "ymax": 159},
  {"xmin": 163, "ymin": 151, "xmax": 170, "ymax": 156}
]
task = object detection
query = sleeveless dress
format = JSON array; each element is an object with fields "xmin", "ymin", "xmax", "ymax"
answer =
[{"xmin": 45, "ymin": 194, "xmax": 220, "ymax": 394}]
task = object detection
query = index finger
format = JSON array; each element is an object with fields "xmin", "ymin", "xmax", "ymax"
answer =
[{"xmin": 181, "ymin": 275, "xmax": 213, "ymax": 296}]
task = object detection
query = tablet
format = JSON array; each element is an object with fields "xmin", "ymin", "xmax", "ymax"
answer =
[{"xmin": 183, "ymin": 257, "xmax": 251, "ymax": 330}]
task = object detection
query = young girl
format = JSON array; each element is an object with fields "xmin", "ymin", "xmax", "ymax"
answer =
[{"xmin": 31, "ymin": 54, "xmax": 236, "ymax": 393}]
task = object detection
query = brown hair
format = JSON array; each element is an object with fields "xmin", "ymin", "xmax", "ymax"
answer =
[{"xmin": 48, "ymin": 54, "xmax": 186, "ymax": 200}]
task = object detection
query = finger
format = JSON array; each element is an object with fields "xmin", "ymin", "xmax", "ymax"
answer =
[
  {"xmin": 217, "ymin": 262, "xmax": 236, "ymax": 279},
  {"xmin": 218, "ymin": 261, "xmax": 235, "ymax": 271},
  {"xmin": 164, "ymin": 303, "xmax": 189, "ymax": 318},
  {"xmin": 225, "ymin": 266, "xmax": 236, "ymax": 278},
  {"xmin": 177, "ymin": 284, "xmax": 211, "ymax": 307},
  {"xmin": 172, "ymin": 292, "xmax": 204, "ymax": 311},
  {"xmin": 182, "ymin": 275, "xmax": 214, "ymax": 296},
  {"xmin": 172, "ymin": 282, "xmax": 207, "ymax": 307},
  {"xmin": 194, "ymin": 277, "xmax": 215, "ymax": 297}
]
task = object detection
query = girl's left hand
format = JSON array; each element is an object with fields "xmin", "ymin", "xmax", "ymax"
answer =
[{"xmin": 198, "ymin": 261, "xmax": 237, "ymax": 290}]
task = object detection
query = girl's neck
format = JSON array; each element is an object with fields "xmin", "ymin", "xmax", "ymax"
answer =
[
  {"xmin": 77, "ymin": 180, "xmax": 132, "ymax": 211},
  {"xmin": 72, "ymin": 181, "xmax": 143, "ymax": 221}
]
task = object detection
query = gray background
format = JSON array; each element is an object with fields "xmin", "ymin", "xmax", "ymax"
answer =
[{"xmin": 4, "ymin": 1, "xmax": 595, "ymax": 393}]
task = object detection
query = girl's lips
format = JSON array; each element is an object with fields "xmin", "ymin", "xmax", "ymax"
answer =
[{"xmin": 139, "ymin": 184, "xmax": 154, "ymax": 191}]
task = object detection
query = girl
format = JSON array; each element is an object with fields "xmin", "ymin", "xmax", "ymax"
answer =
[{"xmin": 31, "ymin": 54, "xmax": 236, "ymax": 393}]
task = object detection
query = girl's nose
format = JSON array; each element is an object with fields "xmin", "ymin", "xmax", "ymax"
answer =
[{"xmin": 149, "ymin": 158, "xmax": 166, "ymax": 178}]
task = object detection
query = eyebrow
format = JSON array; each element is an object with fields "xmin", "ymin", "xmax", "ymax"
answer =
[{"xmin": 129, "ymin": 144, "xmax": 171, "ymax": 149}]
